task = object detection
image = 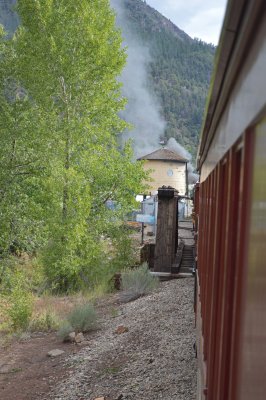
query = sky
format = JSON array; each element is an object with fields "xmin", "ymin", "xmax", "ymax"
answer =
[{"xmin": 145, "ymin": 0, "xmax": 228, "ymax": 45}]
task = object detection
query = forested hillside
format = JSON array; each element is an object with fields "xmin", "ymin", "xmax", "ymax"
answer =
[{"xmin": 121, "ymin": 0, "xmax": 216, "ymax": 159}]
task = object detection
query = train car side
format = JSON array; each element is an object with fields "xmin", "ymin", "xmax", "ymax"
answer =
[{"xmin": 195, "ymin": 1, "xmax": 266, "ymax": 399}]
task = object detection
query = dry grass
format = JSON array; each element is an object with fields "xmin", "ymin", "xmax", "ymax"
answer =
[
  {"xmin": 0, "ymin": 253, "xmax": 113, "ymax": 337},
  {"xmin": 0, "ymin": 292, "xmax": 98, "ymax": 348},
  {"xmin": 33, "ymin": 294, "xmax": 87, "ymax": 320},
  {"xmin": 0, "ymin": 292, "xmax": 91, "ymax": 336},
  {"xmin": 0, "ymin": 296, "xmax": 11, "ymax": 331}
]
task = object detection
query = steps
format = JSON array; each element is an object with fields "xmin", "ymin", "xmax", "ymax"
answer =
[
  {"xmin": 170, "ymin": 243, "xmax": 195, "ymax": 275},
  {"xmin": 179, "ymin": 244, "xmax": 195, "ymax": 275}
]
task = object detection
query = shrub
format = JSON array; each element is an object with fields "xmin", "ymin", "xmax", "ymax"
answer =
[
  {"xmin": 7, "ymin": 287, "xmax": 33, "ymax": 331},
  {"xmin": 119, "ymin": 262, "xmax": 159, "ymax": 303},
  {"xmin": 110, "ymin": 227, "xmax": 137, "ymax": 271},
  {"xmin": 67, "ymin": 303, "xmax": 97, "ymax": 332},
  {"xmin": 3, "ymin": 269, "xmax": 34, "ymax": 331},
  {"xmin": 57, "ymin": 320, "xmax": 74, "ymax": 341},
  {"xmin": 58, "ymin": 303, "xmax": 97, "ymax": 340}
]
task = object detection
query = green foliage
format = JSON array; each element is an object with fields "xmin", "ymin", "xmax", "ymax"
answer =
[
  {"xmin": 0, "ymin": 0, "xmax": 213, "ymax": 296},
  {"xmin": 0, "ymin": 255, "xmax": 44, "ymax": 298},
  {"xmin": 0, "ymin": 257, "xmax": 16, "ymax": 292},
  {"xmin": 58, "ymin": 303, "xmax": 97, "ymax": 339},
  {"xmin": 106, "ymin": 223, "xmax": 139, "ymax": 271},
  {"xmin": 67, "ymin": 303, "xmax": 97, "ymax": 333},
  {"xmin": 0, "ymin": 1, "xmax": 147, "ymax": 293},
  {"xmin": 6, "ymin": 273, "xmax": 33, "ymax": 331},
  {"xmin": 57, "ymin": 320, "xmax": 74, "ymax": 341},
  {"xmin": 7, "ymin": 296, "xmax": 32, "ymax": 331},
  {"xmin": 120, "ymin": 262, "xmax": 159, "ymax": 303}
]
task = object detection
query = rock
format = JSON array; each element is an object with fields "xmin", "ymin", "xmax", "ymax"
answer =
[
  {"xmin": 115, "ymin": 325, "xmax": 129, "ymax": 334},
  {"xmin": 94, "ymin": 397, "xmax": 105, "ymax": 400},
  {"xmin": 0, "ymin": 364, "xmax": 11, "ymax": 374},
  {"xmin": 75, "ymin": 332, "xmax": 85, "ymax": 343},
  {"xmin": 65, "ymin": 332, "xmax": 76, "ymax": 342},
  {"xmin": 47, "ymin": 349, "xmax": 65, "ymax": 357}
]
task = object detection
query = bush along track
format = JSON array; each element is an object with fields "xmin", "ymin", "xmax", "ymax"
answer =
[{"xmin": 119, "ymin": 262, "xmax": 159, "ymax": 303}]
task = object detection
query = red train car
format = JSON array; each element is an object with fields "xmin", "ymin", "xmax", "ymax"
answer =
[{"xmin": 195, "ymin": 0, "xmax": 266, "ymax": 399}]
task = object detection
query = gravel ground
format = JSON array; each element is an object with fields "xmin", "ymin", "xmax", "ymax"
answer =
[{"xmin": 42, "ymin": 278, "xmax": 196, "ymax": 400}]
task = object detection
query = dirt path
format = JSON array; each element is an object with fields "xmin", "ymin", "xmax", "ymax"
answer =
[
  {"xmin": 0, "ymin": 278, "xmax": 196, "ymax": 400},
  {"xmin": 0, "ymin": 331, "xmax": 75, "ymax": 399},
  {"xmin": 0, "ymin": 294, "xmax": 118, "ymax": 400},
  {"xmin": 0, "ymin": 327, "xmax": 95, "ymax": 399}
]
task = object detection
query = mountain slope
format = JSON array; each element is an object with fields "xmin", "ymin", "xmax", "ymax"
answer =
[{"xmin": 121, "ymin": 0, "xmax": 215, "ymax": 159}]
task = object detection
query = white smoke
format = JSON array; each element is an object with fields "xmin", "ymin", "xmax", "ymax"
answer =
[
  {"xmin": 110, "ymin": 0, "xmax": 166, "ymax": 158},
  {"xmin": 111, "ymin": 1, "xmax": 199, "ymax": 185},
  {"xmin": 166, "ymin": 138, "xmax": 199, "ymax": 184},
  {"xmin": 166, "ymin": 137, "xmax": 191, "ymax": 161},
  {"xmin": 187, "ymin": 166, "xmax": 199, "ymax": 184}
]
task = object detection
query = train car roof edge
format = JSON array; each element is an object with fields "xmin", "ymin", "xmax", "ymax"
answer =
[{"xmin": 197, "ymin": 0, "xmax": 265, "ymax": 171}]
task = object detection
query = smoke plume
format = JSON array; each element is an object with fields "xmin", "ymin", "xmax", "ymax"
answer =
[
  {"xmin": 110, "ymin": 0, "xmax": 166, "ymax": 158},
  {"xmin": 166, "ymin": 138, "xmax": 199, "ymax": 184},
  {"xmin": 111, "ymin": 1, "xmax": 198, "ymax": 185},
  {"xmin": 166, "ymin": 137, "xmax": 191, "ymax": 161}
]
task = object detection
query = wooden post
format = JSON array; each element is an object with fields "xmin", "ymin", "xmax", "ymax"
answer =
[{"xmin": 154, "ymin": 186, "xmax": 179, "ymax": 272}]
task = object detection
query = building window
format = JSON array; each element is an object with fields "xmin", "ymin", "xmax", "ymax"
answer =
[{"xmin": 167, "ymin": 169, "xmax": 173, "ymax": 177}]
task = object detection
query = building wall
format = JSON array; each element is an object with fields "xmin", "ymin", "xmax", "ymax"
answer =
[{"xmin": 143, "ymin": 160, "xmax": 187, "ymax": 195}]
